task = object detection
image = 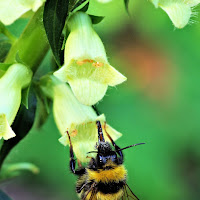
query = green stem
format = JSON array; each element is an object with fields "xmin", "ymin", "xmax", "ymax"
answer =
[
  {"xmin": 5, "ymin": 7, "xmax": 49, "ymax": 73},
  {"xmin": 0, "ymin": 21, "xmax": 17, "ymax": 44},
  {"xmin": 3, "ymin": 29, "xmax": 17, "ymax": 44}
]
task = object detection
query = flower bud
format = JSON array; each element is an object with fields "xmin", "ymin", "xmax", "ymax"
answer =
[
  {"xmin": 0, "ymin": 63, "xmax": 32, "ymax": 140},
  {"xmin": 54, "ymin": 12, "xmax": 127, "ymax": 106},
  {"xmin": 40, "ymin": 75, "xmax": 122, "ymax": 162},
  {"xmin": 151, "ymin": 0, "xmax": 200, "ymax": 28},
  {"xmin": 0, "ymin": 0, "xmax": 45, "ymax": 25}
]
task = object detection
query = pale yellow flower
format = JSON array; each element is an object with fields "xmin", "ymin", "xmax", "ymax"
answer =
[
  {"xmin": 0, "ymin": 63, "xmax": 32, "ymax": 140},
  {"xmin": 40, "ymin": 75, "xmax": 122, "ymax": 162},
  {"xmin": 151, "ymin": 0, "xmax": 200, "ymax": 28},
  {"xmin": 0, "ymin": 0, "xmax": 45, "ymax": 25},
  {"xmin": 54, "ymin": 12, "xmax": 126, "ymax": 106}
]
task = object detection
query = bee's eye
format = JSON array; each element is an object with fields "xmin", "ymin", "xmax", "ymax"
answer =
[
  {"xmin": 111, "ymin": 154, "xmax": 117, "ymax": 161},
  {"xmin": 99, "ymin": 155, "xmax": 103, "ymax": 162}
]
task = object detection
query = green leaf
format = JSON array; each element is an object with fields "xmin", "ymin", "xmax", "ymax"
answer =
[
  {"xmin": 78, "ymin": 1, "xmax": 89, "ymax": 12},
  {"xmin": 0, "ymin": 162, "xmax": 39, "ymax": 182},
  {"xmin": 0, "ymin": 70, "xmax": 5, "ymax": 78},
  {"xmin": 32, "ymin": 80, "xmax": 52, "ymax": 129},
  {"xmin": 0, "ymin": 38, "xmax": 11, "ymax": 62},
  {"xmin": 0, "ymin": 63, "xmax": 11, "ymax": 78},
  {"xmin": 43, "ymin": 0, "xmax": 69, "ymax": 66},
  {"xmin": 89, "ymin": 15, "xmax": 104, "ymax": 24},
  {"xmin": 34, "ymin": 81, "xmax": 51, "ymax": 114},
  {"xmin": 0, "ymin": 190, "xmax": 12, "ymax": 200},
  {"xmin": 21, "ymin": 85, "xmax": 31, "ymax": 109},
  {"xmin": 124, "ymin": 0, "xmax": 130, "ymax": 14},
  {"xmin": 33, "ymin": 94, "xmax": 50, "ymax": 129},
  {"xmin": 68, "ymin": 0, "xmax": 77, "ymax": 11},
  {"xmin": 71, "ymin": 0, "xmax": 89, "ymax": 13},
  {"xmin": 0, "ymin": 22, "xmax": 16, "ymax": 44},
  {"xmin": 15, "ymin": 52, "xmax": 26, "ymax": 65},
  {"xmin": 0, "ymin": 63, "xmax": 11, "ymax": 71}
]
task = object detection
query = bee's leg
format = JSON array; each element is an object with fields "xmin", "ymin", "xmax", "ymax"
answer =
[
  {"xmin": 66, "ymin": 131, "xmax": 85, "ymax": 175},
  {"xmin": 96, "ymin": 120, "xmax": 105, "ymax": 142},
  {"xmin": 104, "ymin": 122, "xmax": 124, "ymax": 163}
]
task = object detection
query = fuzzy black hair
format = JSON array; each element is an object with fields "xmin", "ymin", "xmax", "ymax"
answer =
[{"xmin": 97, "ymin": 142, "xmax": 112, "ymax": 154}]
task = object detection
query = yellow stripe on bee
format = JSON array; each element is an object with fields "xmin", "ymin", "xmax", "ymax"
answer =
[
  {"xmin": 87, "ymin": 165, "xmax": 127, "ymax": 183},
  {"xmin": 82, "ymin": 190, "xmax": 123, "ymax": 200},
  {"xmin": 96, "ymin": 190, "xmax": 124, "ymax": 200}
]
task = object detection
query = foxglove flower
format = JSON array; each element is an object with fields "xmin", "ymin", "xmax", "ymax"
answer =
[
  {"xmin": 0, "ymin": 0, "xmax": 46, "ymax": 25},
  {"xmin": 151, "ymin": 0, "xmax": 200, "ymax": 28},
  {"xmin": 40, "ymin": 75, "xmax": 122, "ymax": 162},
  {"xmin": 0, "ymin": 63, "xmax": 32, "ymax": 140},
  {"xmin": 54, "ymin": 12, "xmax": 126, "ymax": 106}
]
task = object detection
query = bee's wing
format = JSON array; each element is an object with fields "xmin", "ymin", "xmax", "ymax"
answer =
[
  {"xmin": 82, "ymin": 182, "xmax": 97, "ymax": 200},
  {"xmin": 121, "ymin": 183, "xmax": 139, "ymax": 200}
]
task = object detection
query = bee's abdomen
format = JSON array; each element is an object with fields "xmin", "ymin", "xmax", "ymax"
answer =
[{"xmin": 97, "ymin": 181, "xmax": 125, "ymax": 194}]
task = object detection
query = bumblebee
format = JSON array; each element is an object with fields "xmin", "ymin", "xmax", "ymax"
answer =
[{"xmin": 67, "ymin": 121, "xmax": 145, "ymax": 200}]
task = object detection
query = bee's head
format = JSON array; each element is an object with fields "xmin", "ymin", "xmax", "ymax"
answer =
[
  {"xmin": 96, "ymin": 142, "xmax": 117, "ymax": 167},
  {"xmin": 92, "ymin": 121, "xmax": 117, "ymax": 167},
  {"xmin": 97, "ymin": 141, "xmax": 111, "ymax": 153},
  {"xmin": 87, "ymin": 121, "xmax": 145, "ymax": 168}
]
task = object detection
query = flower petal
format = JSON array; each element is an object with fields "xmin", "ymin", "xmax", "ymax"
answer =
[
  {"xmin": 0, "ymin": 64, "xmax": 32, "ymax": 125},
  {"xmin": 0, "ymin": 114, "xmax": 15, "ymax": 140},
  {"xmin": 59, "ymin": 114, "xmax": 122, "ymax": 163},
  {"xmin": 52, "ymin": 83, "xmax": 98, "ymax": 135},
  {"xmin": 186, "ymin": 0, "xmax": 200, "ymax": 6},
  {"xmin": 159, "ymin": 1, "xmax": 192, "ymax": 28},
  {"xmin": 69, "ymin": 79, "xmax": 108, "ymax": 106},
  {"xmin": 0, "ymin": 0, "xmax": 45, "ymax": 25},
  {"xmin": 153, "ymin": 0, "xmax": 200, "ymax": 28},
  {"xmin": 106, "ymin": 65, "xmax": 127, "ymax": 86},
  {"xmin": 54, "ymin": 59, "xmax": 126, "ymax": 105}
]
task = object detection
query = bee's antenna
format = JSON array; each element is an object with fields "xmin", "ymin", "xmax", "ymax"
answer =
[
  {"xmin": 116, "ymin": 143, "xmax": 145, "ymax": 152},
  {"xmin": 96, "ymin": 121, "xmax": 105, "ymax": 142}
]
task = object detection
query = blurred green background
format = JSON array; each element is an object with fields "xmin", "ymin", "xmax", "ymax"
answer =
[{"xmin": 1, "ymin": 0, "xmax": 200, "ymax": 199}]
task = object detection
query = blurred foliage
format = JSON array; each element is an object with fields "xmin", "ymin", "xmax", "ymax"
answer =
[{"xmin": 1, "ymin": 0, "xmax": 200, "ymax": 200}]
